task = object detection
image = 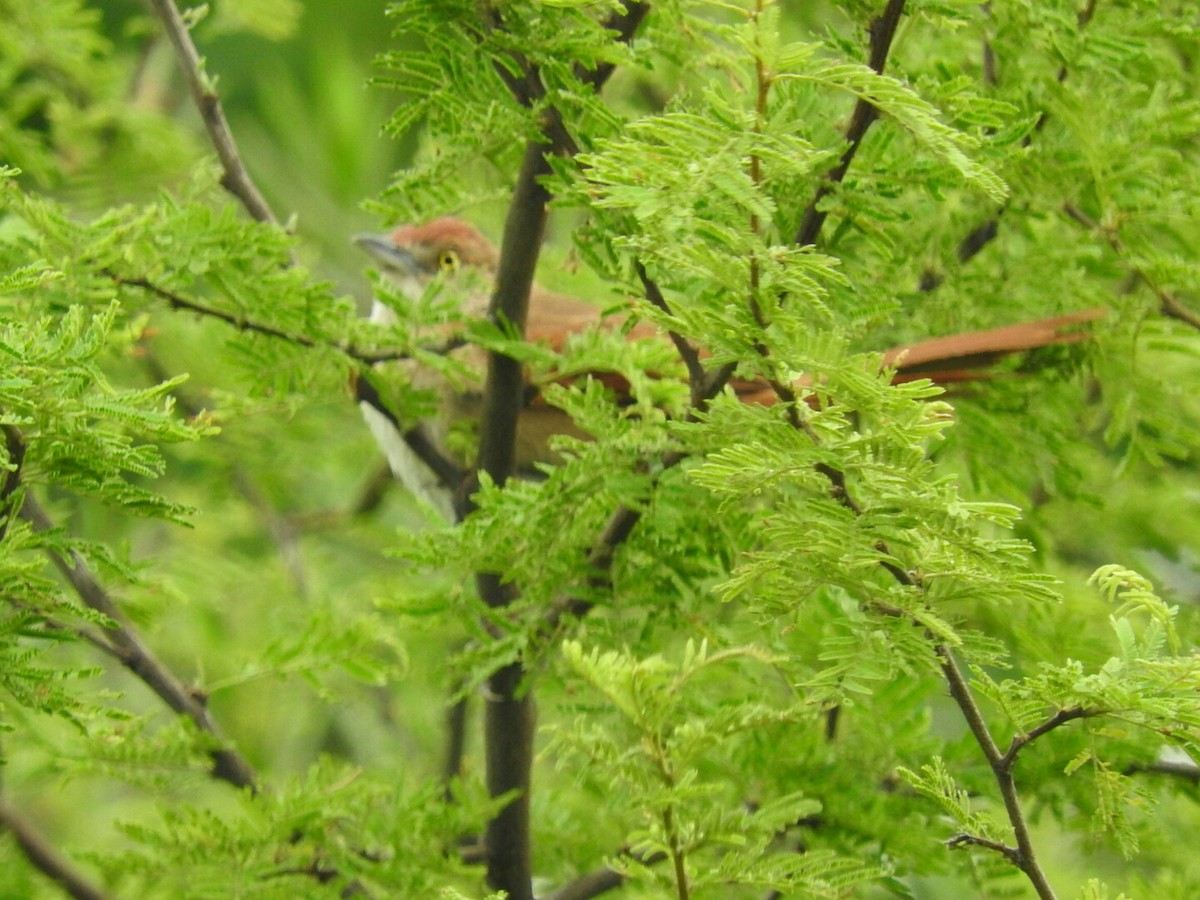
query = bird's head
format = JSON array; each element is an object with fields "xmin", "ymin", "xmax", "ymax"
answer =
[
  {"xmin": 355, "ymin": 217, "xmax": 499, "ymax": 287},
  {"xmin": 355, "ymin": 217, "xmax": 501, "ymax": 326}
]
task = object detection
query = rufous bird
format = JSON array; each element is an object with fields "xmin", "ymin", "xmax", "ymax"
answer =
[{"xmin": 355, "ymin": 217, "xmax": 1104, "ymax": 513}]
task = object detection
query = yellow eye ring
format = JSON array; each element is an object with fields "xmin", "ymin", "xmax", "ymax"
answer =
[{"xmin": 438, "ymin": 249, "xmax": 460, "ymax": 272}]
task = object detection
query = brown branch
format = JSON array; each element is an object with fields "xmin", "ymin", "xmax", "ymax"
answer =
[
  {"xmin": 938, "ymin": 646, "xmax": 1057, "ymax": 899},
  {"xmin": 921, "ymin": 1, "xmax": 1100, "ymax": 293},
  {"xmin": 547, "ymin": 868, "xmax": 626, "ymax": 900},
  {"xmin": 548, "ymin": 849, "xmax": 666, "ymax": 900},
  {"xmin": 1062, "ymin": 202, "xmax": 1200, "ymax": 332},
  {"xmin": 635, "ymin": 262, "xmax": 706, "ymax": 404},
  {"xmin": 578, "ymin": 4, "xmax": 650, "ymax": 92},
  {"xmin": 18, "ymin": 492, "xmax": 258, "ymax": 792},
  {"xmin": 0, "ymin": 803, "xmax": 109, "ymax": 900},
  {"xmin": 120, "ymin": 272, "xmax": 472, "ymax": 495},
  {"xmin": 146, "ymin": 0, "xmax": 277, "ymax": 225},
  {"xmin": 1002, "ymin": 706, "xmax": 1093, "ymax": 768},
  {"xmin": 352, "ymin": 374, "xmax": 466, "ymax": 491},
  {"xmin": 795, "ymin": 0, "xmax": 908, "ymax": 247},
  {"xmin": 466, "ymin": 134, "xmax": 555, "ymax": 899},
  {"xmin": 947, "ymin": 832, "xmax": 1019, "ymax": 864}
]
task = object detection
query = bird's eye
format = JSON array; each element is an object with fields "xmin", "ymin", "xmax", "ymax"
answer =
[{"xmin": 438, "ymin": 250, "xmax": 460, "ymax": 272}]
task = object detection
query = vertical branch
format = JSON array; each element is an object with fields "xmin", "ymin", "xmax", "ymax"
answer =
[
  {"xmin": 795, "ymin": 0, "xmax": 907, "ymax": 247},
  {"xmin": 467, "ymin": 6, "xmax": 652, "ymax": 894},
  {"xmin": 470, "ymin": 114, "xmax": 554, "ymax": 900},
  {"xmin": 920, "ymin": 0, "xmax": 1100, "ymax": 292},
  {"xmin": 938, "ymin": 648, "xmax": 1058, "ymax": 900},
  {"xmin": 746, "ymin": 0, "xmax": 771, "ymax": 329}
]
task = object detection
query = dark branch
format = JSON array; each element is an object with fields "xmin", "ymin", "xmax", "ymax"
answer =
[
  {"xmin": 938, "ymin": 646, "xmax": 1056, "ymax": 899},
  {"xmin": 578, "ymin": 3, "xmax": 651, "ymax": 92},
  {"xmin": 112, "ymin": 271, "xmax": 416, "ymax": 365},
  {"xmin": 795, "ymin": 0, "xmax": 907, "ymax": 247},
  {"xmin": 635, "ymin": 261, "xmax": 706, "ymax": 404},
  {"xmin": 466, "ymin": 9, "xmax": 653, "ymax": 894},
  {"xmin": 1002, "ymin": 706, "xmax": 1093, "ymax": 769},
  {"xmin": 548, "ymin": 849, "xmax": 666, "ymax": 900},
  {"xmin": 0, "ymin": 423, "xmax": 26, "ymax": 542},
  {"xmin": 921, "ymin": 1, "xmax": 1099, "ymax": 294},
  {"xmin": 0, "ymin": 803, "xmax": 109, "ymax": 900},
  {"xmin": 1125, "ymin": 759, "xmax": 1200, "ymax": 783},
  {"xmin": 352, "ymin": 374, "xmax": 465, "ymax": 488},
  {"xmin": 947, "ymin": 832, "xmax": 1020, "ymax": 865}
]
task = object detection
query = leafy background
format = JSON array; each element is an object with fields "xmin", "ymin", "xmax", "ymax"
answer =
[{"xmin": 1, "ymin": 0, "xmax": 1199, "ymax": 898}]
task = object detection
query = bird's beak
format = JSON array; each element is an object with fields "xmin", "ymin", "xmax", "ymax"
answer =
[{"xmin": 353, "ymin": 232, "xmax": 419, "ymax": 275}]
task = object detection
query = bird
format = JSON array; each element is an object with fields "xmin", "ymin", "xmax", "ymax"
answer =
[{"xmin": 354, "ymin": 217, "xmax": 1105, "ymax": 512}]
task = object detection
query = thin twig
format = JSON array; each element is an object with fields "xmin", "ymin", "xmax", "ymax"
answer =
[
  {"xmin": 548, "ymin": 849, "xmax": 666, "ymax": 900},
  {"xmin": 120, "ymin": 270, "xmax": 468, "ymax": 497},
  {"xmin": 1125, "ymin": 759, "xmax": 1200, "ymax": 783},
  {"xmin": 112, "ymin": 271, "xmax": 415, "ymax": 365},
  {"xmin": 0, "ymin": 423, "xmax": 26, "ymax": 542},
  {"xmin": 635, "ymin": 262, "xmax": 706, "ymax": 403},
  {"xmin": 947, "ymin": 832, "xmax": 1019, "ymax": 864},
  {"xmin": 146, "ymin": 0, "xmax": 277, "ymax": 224},
  {"xmin": 921, "ymin": 1, "xmax": 1099, "ymax": 293},
  {"xmin": 0, "ymin": 803, "xmax": 109, "ymax": 900},
  {"xmin": 18, "ymin": 491, "xmax": 258, "ymax": 791},
  {"xmin": 1062, "ymin": 202, "xmax": 1200, "ymax": 332},
  {"xmin": 1002, "ymin": 706, "xmax": 1092, "ymax": 768}
]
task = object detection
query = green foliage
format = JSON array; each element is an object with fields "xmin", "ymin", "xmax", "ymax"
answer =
[{"xmin": 2, "ymin": 1, "xmax": 1199, "ymax": 899}]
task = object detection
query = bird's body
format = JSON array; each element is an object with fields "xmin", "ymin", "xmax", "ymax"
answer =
[{"xmin": 355, "ymin": 217, "xmax": 1104, "ymax": 512}]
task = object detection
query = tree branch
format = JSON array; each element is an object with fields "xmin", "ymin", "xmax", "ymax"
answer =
[
  {"xmin": 146, "ymin": 0, "xmax": 277, "ymax": 225},
  {"xmin": 466, "ymin": 7, "xmax": 654, "ymax": 893},
  {"xmin": 112, "ymin": 271, "xmax": 420, "ymax": 365},
  {"xmin": 946, "ymin": 832, "xmax": 1019, "ymax": 865},
  {"xmin": 635, "ymin": 261, "xmax": 706, "ymax": 404},
  {"xmin": 1002, "ymin": 706, "xmax": 1093, "ymax": 769},
  {"xmin": 0, "ymin": 803, "xmax": 109, "ymax": 900},
  {"xmin": 578, "ymin": 4, "xmax": 650, "ymax": 92},
  {"xmin": 18, "ymin": 491, "xmax": 258, "ymax": 791},
  {"xmin": 1125, "ymin": 758, "xmax": 1200, "ymax": 783},
  {"xmin": 0, "ymin": 422, "xmax": 26, "ymax": 542},
  {"xmin": 920, "ymin": 1, "xmax": 1098, "ymax": 293},
  {"xmin": 1062, "ymin": 202, "xmax": 1200, "ymax": 332},
  {"xmin": 547, "ymin": 848, "xmax": 665, "ymax": 900},
  {"xmin": 938, "ymin": 646, "xmax": 1057, "ymax": 899},
  {"xmin": 795, "ymin": 0, "xmax": 907, "ymax": 247}
]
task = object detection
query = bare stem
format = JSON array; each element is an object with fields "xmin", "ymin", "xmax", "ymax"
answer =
[
  {"xmin": 938, "ymin": 646, "xmax": 1057, "ymax": 899},
  {"xmin": 469, "ymin": 7, "xmax": 652, "ymax": 893},
  {"xmin": 146, "ymin": 0, "xmax": 277, "ymax": 225},
  {"xmin": 0, "ymin": 803, "xmax": 109, "ymax": 900}
]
